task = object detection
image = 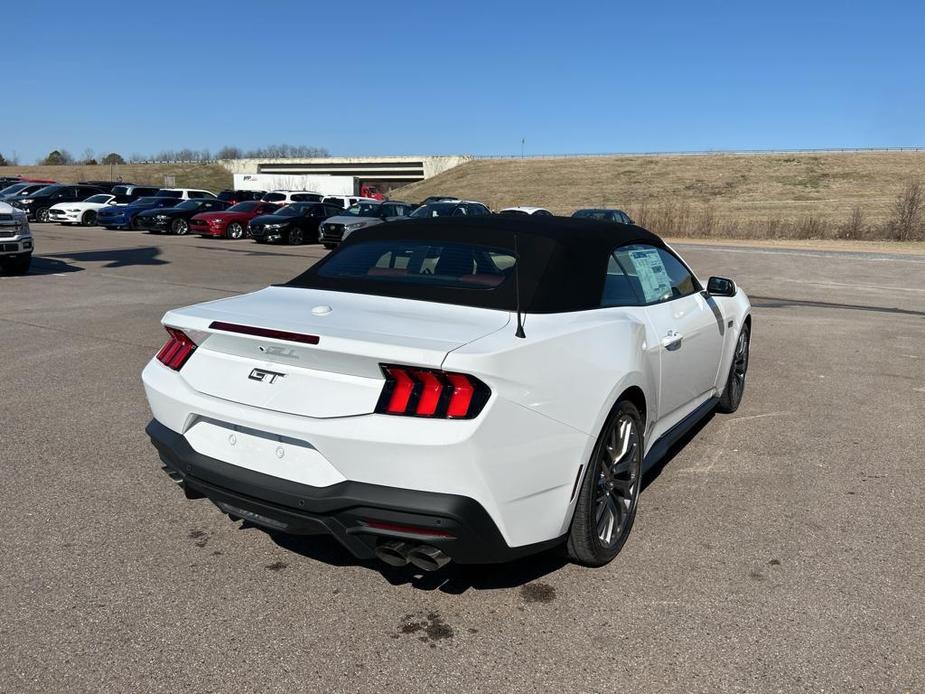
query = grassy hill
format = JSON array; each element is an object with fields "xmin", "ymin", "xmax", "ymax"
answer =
[
  {"xmin": 2, "ymin": 162, "xmax": 232, "ymax": 193},
  {"xmin": 392, "ymin": 151, "xmax": 925, "ymax": 240}
]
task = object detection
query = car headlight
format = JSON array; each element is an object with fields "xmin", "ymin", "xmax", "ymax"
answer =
[
  {"xmin": 18, "ymin": 198, "xmax": 33, "ymax": 205},
  {"xmin": 67, "ymin": 208, "xmax": 81, "ymax": 212},
  {"xmin": 346, "ymin": 222, "xmax": 364, "ymax": 230},
  {"xmin": 155, "ymin": 215, "xmax": 170, "ymax": 221},
  {"xmin": 264, "ymin": 223, "xmax": 285, "ymax": 230}
]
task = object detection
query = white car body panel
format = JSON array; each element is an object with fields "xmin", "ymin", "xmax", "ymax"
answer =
[
  {"xmin": 48, "ymin": 195, "xmax": 116, "ymax": 223},
  {"xmin": 323, "ymin": 195, "xmax": 378, "ymax": 209},
  {"xmin": 499, "ymin": 206, "xmax": 552, "ymax": 215},
  {"xmin": 142, "ymin": 241, "xmax": 751, "ymax": 553},
  {"xmin": 157, "ymin": 189, "xmax": 216, "ymax": 200}
]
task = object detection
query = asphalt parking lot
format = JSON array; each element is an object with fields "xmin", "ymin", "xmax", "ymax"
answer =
[{"xmin": 2, "ymin": 225, "xmax": 923, "ymax": 693}]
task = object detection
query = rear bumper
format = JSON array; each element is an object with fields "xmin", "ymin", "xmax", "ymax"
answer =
[{"xmin": 146, "ymin": 419, "xmax": 561, "ymax": 564}]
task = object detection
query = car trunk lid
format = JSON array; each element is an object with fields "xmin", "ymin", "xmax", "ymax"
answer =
[{"xmin": 163, "ymin": 286, "xmax": 510, "ymax": 419}]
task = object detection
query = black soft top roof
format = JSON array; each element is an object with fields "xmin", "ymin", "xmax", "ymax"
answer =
[{"xmin": 285, "ymin": 215, "xmax": 667, "ymax": 313}]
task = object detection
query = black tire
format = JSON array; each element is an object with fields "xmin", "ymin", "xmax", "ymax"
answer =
[
  {"xmin": 171, "ymin": 218, "xmax": 188, "ymax": 236},
  {"xmin": 323, "ymin": 243, "xmax": 336, "ymax": 250},
  {"xmin": 287, "ymin": 227, "xmax": 304, "ymax": 245},
  {"xmin": 81, "ymin": 210, "xmax": 97, "ymax": 226},
  {"xmin": 717, "ymin": 323, "xmax": 750, "ymax": 413},
  {"xmin": 226, "ymin": 221, "xmax": 244, "ymax": 240},
  {"xmin": 36, "ymin": 208, "xmax": 50, "ymax": 223},
  {"xmin": 566, "ymin": 400, "xmax": 643, "ymax": 567},
  {"xmin": 253, "ymin": 237, "xmax": 267, "ymax": 244},
  {"xmin": 1, "ymin": 253, "xmax": 32, "ymax": 275},
  {"xmin": 103, "ymin": 226, "xmax": 115, "ymax": 230}
]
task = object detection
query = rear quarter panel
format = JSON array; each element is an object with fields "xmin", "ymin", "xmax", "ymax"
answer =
[{"xmin": 444, "ymin": 307, "xmax": 657, "ymax": 440}]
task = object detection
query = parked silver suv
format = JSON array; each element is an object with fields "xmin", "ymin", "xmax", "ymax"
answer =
[
  {"xmin": 0, "ymin": 201, "xmax": 33, "ymax": 275},
  {"xmin": 318, "ymin": 200, "xmax": 415, "ymax": 248}
]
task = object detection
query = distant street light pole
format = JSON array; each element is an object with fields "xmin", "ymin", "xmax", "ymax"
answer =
[{"xmin": 521, "ymin": 138, "xmax": 525, "ymax": 159}]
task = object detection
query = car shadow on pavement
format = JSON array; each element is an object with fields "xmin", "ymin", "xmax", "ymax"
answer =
[
  {"xmin": 13, "ymin": 255, "xmax": 84, "ymax": 276},
  {"xmin": 265, "ymin": 529, "xmax": 568, "ymax": 594},
  {"xmin": 641, "ymin": 410, "xmax": 715, "ymax": 491},
  {"xmin": 41, "ymin": 246, "xmax": 168, "ymax": 269}
]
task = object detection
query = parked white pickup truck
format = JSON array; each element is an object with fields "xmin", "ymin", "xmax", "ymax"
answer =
[{"xmin": 0, "ymin": 201, "xmax": 33, "ymax": 274}]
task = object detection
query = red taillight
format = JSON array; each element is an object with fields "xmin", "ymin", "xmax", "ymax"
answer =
[
  {"xmin": 376, "ymin": 364, "xmax": 489, "ymax": 419},
  {"xmin": 385, "ymin": 367, "xmax": 415, "ymax": 414},
  {"xmin": 155, "ymin": 327, "xmax": 197, "ymax": 371},
  {"xmin": 445, "ymin": 372, "xmax": 475, "ymax": 418}
]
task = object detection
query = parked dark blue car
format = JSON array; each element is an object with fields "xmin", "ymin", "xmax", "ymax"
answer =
[{"xmin": 96, "ymin": 197, "xmax": 181, "ymax": 229}]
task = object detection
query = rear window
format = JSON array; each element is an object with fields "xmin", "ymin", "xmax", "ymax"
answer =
[
  {"xmin": 316, "ymin": 239, "xmax": 515, "ymax": 290},
  {"xmin": 156, "ymin": 190, "xmax": 182, "ymax": 198},
  {"xmin": 263, "ymin": 192, "xmax": 286, "ymax": 202}
]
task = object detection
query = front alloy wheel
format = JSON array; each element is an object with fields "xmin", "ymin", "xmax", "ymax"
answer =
[
  {"xmin": 226, "ymin": 222, "xmax": 244, "ymax": 239},
  {"xmin": 717, "ymin": 323, "xmax": 750, "ymax": 413},
  {"xmin": 287, "ymin": 227, "xmax": 304, "ymax": 245},
  {"xmin": 36, "ymin": 208, "xmax": 50, "ymax": 223},
  {"xmin": 567, "ymin": 401, "xmax": 642, "ymax": 566},
  {"xmin": 171, "ymin": 219, "xmax": 188, "ymax": 235}
]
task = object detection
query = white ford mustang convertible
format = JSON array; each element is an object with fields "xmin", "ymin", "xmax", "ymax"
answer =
[{"xmin": 143, "ymin": 216, "xmax": 751, "ymax": 569}]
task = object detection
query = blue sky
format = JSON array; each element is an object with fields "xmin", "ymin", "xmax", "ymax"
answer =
[{"xmin": 2, "ymin": 0, "xmax": 923, "ymax": 163}]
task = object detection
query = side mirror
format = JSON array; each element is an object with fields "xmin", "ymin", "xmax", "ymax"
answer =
[{"xmin": 707, "ymin": 276, "xmax": 737, "ymax": 297}]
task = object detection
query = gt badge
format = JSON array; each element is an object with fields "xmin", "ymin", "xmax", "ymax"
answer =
[{"xmin": 248, "ymin": 368, "xmax": 286, "ymax": 384}]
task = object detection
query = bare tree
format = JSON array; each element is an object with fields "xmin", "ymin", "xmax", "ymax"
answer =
[
  {"xmin": 840, "ymin": 206, "xmax": 865, "ymax": 239},
  {"xmin": 217, "ymin": 146, "xmax": 243, "ymax": 160},
  {"xmin": 888, "ymin": 179, "xmax": 924, "ymax": 241}
]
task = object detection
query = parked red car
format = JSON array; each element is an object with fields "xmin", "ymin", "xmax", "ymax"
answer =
[{"xmin": 189, "ymin": 201, "xmax": 281, "ymax": 239}]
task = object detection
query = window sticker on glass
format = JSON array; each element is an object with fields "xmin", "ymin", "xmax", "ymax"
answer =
[{"xmin": 627, "ymin": 248, "xmax": 672, "ymax": 303}]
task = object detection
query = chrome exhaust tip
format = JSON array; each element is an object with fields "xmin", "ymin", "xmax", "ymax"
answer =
[
  {"xmin": 406, "ymin": 545, "xmax": 451, "ymax": 572},
  {"xmin": 375, "ymin": 540, "xmax": 412, "ymax": 567}
]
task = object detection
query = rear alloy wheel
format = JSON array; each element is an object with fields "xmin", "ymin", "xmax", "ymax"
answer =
[
  {"xmin": 717, "ymin": 323, "xmax": 750, "ymax": 413},
  {"xmin": 36, "ymin": 208, "xmax": 50, "ymax": 223},
  {"xmin": 567, "ymin": 401, "xmax": 643, "ymax": 566},
  {"xmin": 171, "ymin": 218, "xmax": 188, "ymax": 236},
  {"xmin": 81, "ymin": 210, "xmax": 97, "ymax": 226},
  {"xmin": 287, "ymin": 227, "xmax": 304, "ymax": 245},
  {"xmin": 226, "ymin": 221, "xmax": 244, "ymax": 240}
]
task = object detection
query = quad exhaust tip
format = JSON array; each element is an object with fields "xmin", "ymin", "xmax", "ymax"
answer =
[
  {"xmin": 406, "ymin": 545, "xmax": 451, "ymax": 572},
  {"xmin": 374, "ymin": 540, "xmax": 412, "ymax": 567},
  {"xmin": 374, "ymin": 541, "xmax": 451, "ymax": 571}
]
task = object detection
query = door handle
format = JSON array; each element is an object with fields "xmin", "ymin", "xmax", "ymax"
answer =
[{"xmin": 662, "ymin": 330, "xmax": 683, "ymax": 351}]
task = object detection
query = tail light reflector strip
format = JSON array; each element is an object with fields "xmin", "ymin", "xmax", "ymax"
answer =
[
  {"xmin": 376, "ymin": 364, "xmax": 490, "ymax": 419},
  {"xmin": 156, "ymin": 327, "xmax": 197, "ymax": 371}
]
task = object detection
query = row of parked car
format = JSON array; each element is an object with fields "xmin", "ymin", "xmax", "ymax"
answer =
[{"xmin": 0, "ymin": 177, "xmax": 635, "ymax": 249}]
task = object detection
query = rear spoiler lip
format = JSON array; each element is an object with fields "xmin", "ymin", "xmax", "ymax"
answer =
[{"xmin": 208, "ymin": 321, "xmax": 320, "ymax": 346}]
